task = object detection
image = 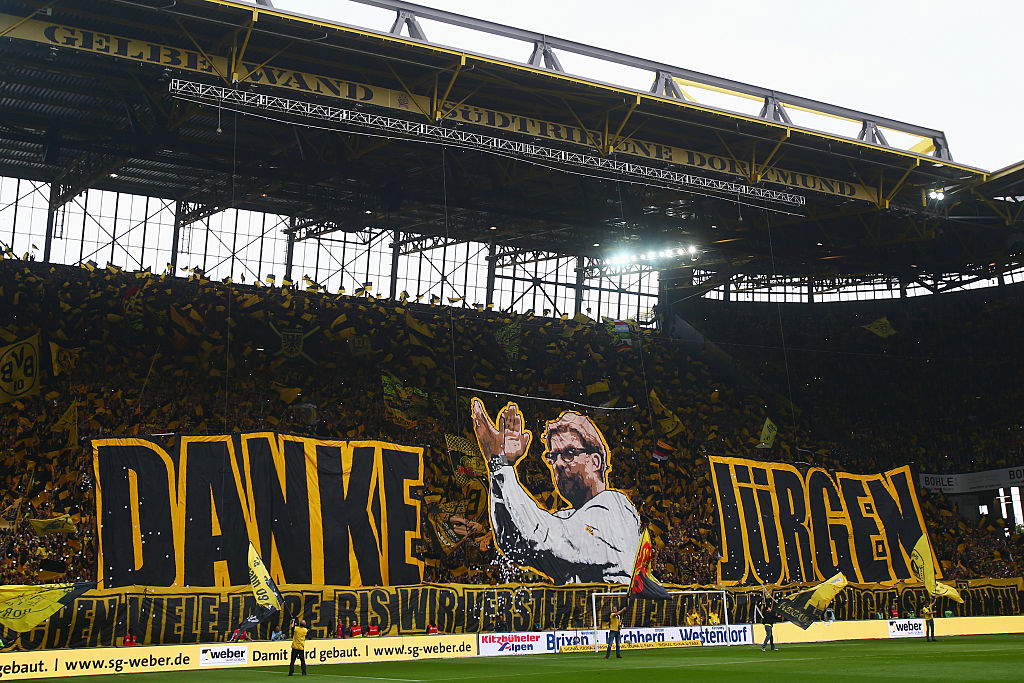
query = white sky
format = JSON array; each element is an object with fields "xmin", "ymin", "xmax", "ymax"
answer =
[{"xmin": 277, "ymin": 0, "xmax": 1023, "ymax": 172}]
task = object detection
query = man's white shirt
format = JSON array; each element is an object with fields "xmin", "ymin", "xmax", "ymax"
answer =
[{"xmin": 490, "ymin": 464, "xmax": 640, "ymax": 583}]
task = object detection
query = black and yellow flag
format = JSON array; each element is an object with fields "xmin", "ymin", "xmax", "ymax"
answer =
[
  {"xmin": 649, "ymin": 389, "xmax": 684, "ymax": 438},
  {"xmin": 28, "ymin": 513, "xmax": 77, "ymax": 536},
  {"xmin": 910, "ymin": 534, "xmax": 964, "ymax": 603},
  {"xmin": 52, "ymin": 402, "xmax": 78, "ymax": 448},
  {"xmin": 774, "ymin": 572, "xmax": 848, "ymax": 629},
  {"xmin": 861, "ymin": 317, "xmax": 897, "ymax": 338},
  {"xmin": 0, "ymin": 498, "xmax": 22, "ymax": 531},
  {"xmin": 630, "ymin": 528, "xmax": 671, "ymax": 600},
  {"xmin": 49, "ymin": 342, "xmax": 82, "ymax": 377},
  {"xmin": 0, "ymin": 333, "xmax": 40, "ymax": 403},
  {"xmin": 237, "ymin": 543, "xmax": 284, "ymax": 634},
  {"xmin": 0, "ymin": 583, "xmax": 94, "ymax": 632}
]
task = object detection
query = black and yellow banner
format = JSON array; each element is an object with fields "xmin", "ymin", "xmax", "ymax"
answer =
[
  {"xmin": 92, "ymin": 433, "xmax": 424, "ymax": 589},
  {"xmin": 709, "ymin": 456, "xmax": 931, "ymax": 585},
  {"xmin": 0, "ymin": 579, "xmax": 1019, "ymax": 650},
  {"xmin": 0, "ymin": 12, "xmax": 878, "ymax": 203}
]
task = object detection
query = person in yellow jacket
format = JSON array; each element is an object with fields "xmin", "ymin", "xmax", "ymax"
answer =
[
  {"xmin": 289, "ymin": 619, "xmax": 309, "ymax": 676},
  {"xmin": 922, "ymin": 602, "xmax": 936, "ymax": 642},
  {"xmin": 605, "ymin": 604, "xmax": 626, "ymax": 659}
]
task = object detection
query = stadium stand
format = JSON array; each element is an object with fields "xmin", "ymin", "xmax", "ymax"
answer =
[{"xmin": 1, "ymin": 259, "xmax": 1020, "ymax": 590}]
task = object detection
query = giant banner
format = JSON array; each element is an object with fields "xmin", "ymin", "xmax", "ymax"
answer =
[
  {"xmin": 1, "ymin": 580, "xmax": 1019, "ymax": 651},
  {"xmin": 469, "ymin": 399, "xmax": 641, "ymax": 584},
  {"xmin": 709, "ymin": 456, "xmax": 931, "ymax": 585},
  {"xmin": 92, "ymin": 434, "xmax": 423, "ymax": 588}
]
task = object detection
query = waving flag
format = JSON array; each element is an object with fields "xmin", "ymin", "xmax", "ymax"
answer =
[
  {"xmin": 0, "ymin": 583, "xmax": 94, "ymax": 632},
  {"xmin": 630, "ymin": 528, "xmax": 671, "ymax": 600},
  {"xmin": 236, "ymin": 543, "xmax": 284, "ymax": 635},
  {"xmin": 910, "ymin": 534, "xmax": 964, "ymax": 603},
  {"xmin": 774, "ymin": 573, "xmax": 848, "ymax": 629}
]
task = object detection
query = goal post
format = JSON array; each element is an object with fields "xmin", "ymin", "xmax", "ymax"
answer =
[{"xmin": 590, "ymin": 589, "xmax": 732, "ymax": 652}]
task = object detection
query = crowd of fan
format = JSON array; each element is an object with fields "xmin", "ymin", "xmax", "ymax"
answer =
[
  {"xmin": 0, "ymin": 260, "xmax": 1020, "ymax": 588},
  {"xmin": 688, "ymin": 289, "xmax": 1024, "ymax": 474}
]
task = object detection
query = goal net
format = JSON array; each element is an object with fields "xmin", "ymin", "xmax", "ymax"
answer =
[{"xmin": 589, "ymin": 589, "xmax": 732, "ymax": 652}]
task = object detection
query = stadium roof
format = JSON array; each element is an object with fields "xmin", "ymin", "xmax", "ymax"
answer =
[{"xmin": 0, "ymin": 0, "xmax": 1021, "ymax": 278}]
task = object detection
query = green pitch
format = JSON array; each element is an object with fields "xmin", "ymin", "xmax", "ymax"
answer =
[{"xmin": 48, "ymin": 635, "xmax": 1024, "ymax": 682}]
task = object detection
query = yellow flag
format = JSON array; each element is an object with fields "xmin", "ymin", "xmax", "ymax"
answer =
[
  {"xmin": 804, "ymin": 572, "xmax": 848, "ymax": 611},
  {"xmin": 910, "ymin": 534, "xmax": 964, "ymax": 603},
  {"xmin": 0, "ymin": 583, "xmax": 93, "ymax": 632},
  {"xmin": 0, "ymin": 333, "xmax": 41, "ymax": 403},
  {"xmin": 28, "ymin": 513, "xmax": 77, "ymax": 536},
  {"xmin": 270, "ymin": 382, "xmax": 302, "ymax": 405},
  {"xmin": 247, "ymin": 543, "xmax": 283, "ymax": 612},
  {"xmin": 405, "ymin": 312, "xmax": 435, "ymax": 339},
  {"xmin": 756, "ymin": 417, "xmax": 778, "ymax": 448},
  {"xmin": 861, "ymin": 317, "xmax": 897, "ymax": 338}
]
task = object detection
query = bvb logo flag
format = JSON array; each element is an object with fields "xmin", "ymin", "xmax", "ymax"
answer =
[
  {"xmin": 0, "ymin": 583, "xmax": 94, "ymax": 632},
  {"xmin": 630, "ymin": 528, "xmax": 671, "ymax": 600},
  {"xmin": 756, "ymin": 417, "xmax": 777, "ymax": 449},
  {"xmin": 237, "ymin": 543, "xmax": 284, "ymax": 634},
  {"xmin": 910, "ymin": 534, "xmax": 964, "ymax": 603},
  {"xmin": 49, "ymin": 342, "xmax": 82, "ymax": 377},
  {"xmin": 0, "ymin": 333, "xmax": 40, "ymax": 403},
  {"xmin": 861, "ymin": 316, "xmax": 897, "ymax": 338},
  {"xmin": 774, "ymin": 572, "xmax": 848, "ymax": 629}
]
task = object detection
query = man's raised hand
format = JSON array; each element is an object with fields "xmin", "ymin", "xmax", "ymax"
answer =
[
  {"xmin": 471, "ymin": 398, "xmax": 504, "ymax": 463},
  {"xmin": 498, "ymin": 403, "xmax": 532, "ymax": 464}
]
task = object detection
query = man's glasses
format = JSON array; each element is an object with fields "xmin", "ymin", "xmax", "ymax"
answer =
[{"xmin": 544, "ymin": 446, "xmax": 593, "ymax": 464}]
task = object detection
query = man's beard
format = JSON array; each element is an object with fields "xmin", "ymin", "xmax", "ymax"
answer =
[{"xmin": 556, "ymin": 470, "xmax": 588, "ymax": 508}]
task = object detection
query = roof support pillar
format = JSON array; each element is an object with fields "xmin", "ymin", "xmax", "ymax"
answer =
[
  {"xmin": 42, "ymin": 181, "xmax": 59, "ymax": 263},
  {"xmin": 284, "ymin": 217, "xmax": 296, "ymax": 282}
]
